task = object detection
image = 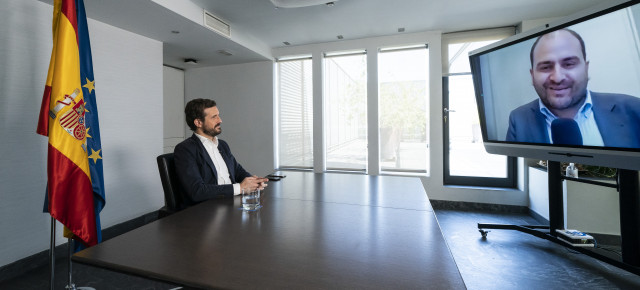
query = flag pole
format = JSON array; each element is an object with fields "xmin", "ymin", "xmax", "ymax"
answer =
[
  {"xmin": 49, "ymin": 217, "xmax": 56, "ymax": 290},
  {"xmin": 66, "ymin": 238, "xmax": 95, "ymax": 290},
  {"xmin": 67, "ymin": 238, "xmax": 76, "ymax": 290}
]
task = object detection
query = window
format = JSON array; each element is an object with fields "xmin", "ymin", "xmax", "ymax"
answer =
[
  {"xmin": 277, "ymin": 57, "xmax": 313, "ymax": 168},
  {"xmin": 324, "ymin": 51, "xmax": 367, "ymax": 171},
  {"xmin": 378, "ymin": 45, "xmax": 429, "ymax": 174},
  {"xmin": 443, "ymin": 30, "xmax": 517, "ymax": 187},
  {"xmin": 276, "ymin": 44, "xmax": 431, "ymax": 175}
]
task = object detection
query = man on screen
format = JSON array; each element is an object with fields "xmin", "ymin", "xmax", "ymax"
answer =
[{"xmin": 505, "ymin": 28, "xmax": 640, "ymax": 147}]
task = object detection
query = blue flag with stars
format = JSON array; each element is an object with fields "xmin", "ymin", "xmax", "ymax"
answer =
[{"xmin": 77, "ymin": 0, "xmax": 105, "ymax": 251}]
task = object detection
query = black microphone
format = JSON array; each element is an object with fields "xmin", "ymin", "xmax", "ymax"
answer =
[{"xmin": 551, "ymin": 118, "xmax": 583, "ymax": 145}]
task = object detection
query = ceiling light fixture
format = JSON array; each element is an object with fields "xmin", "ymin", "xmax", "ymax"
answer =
[
  {"xmin": 270, "ymin": 0, "xmax": 339, "ymax": 8},
  {"xmin": 337, "ymin": 35, "xmax": 344, "ymax": 40},
  {"xmin": 184, "ymin": 58, "xmax": 198, "ymax": 65},
  {"xmin": 283, "ymin": 41, "xmax": 291, "ymax": 46},
  {"xmin": 217, "ymin": 50, "xmax": 233, "ymax": 56},
  {"xmin": 397, "ymin": 28, "xmax": 405, "ymax": 33}
]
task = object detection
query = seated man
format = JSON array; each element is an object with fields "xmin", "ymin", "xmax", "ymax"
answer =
[{"xmin": 174, "ymin": 98, "xmax": 267, "ymax": 207}]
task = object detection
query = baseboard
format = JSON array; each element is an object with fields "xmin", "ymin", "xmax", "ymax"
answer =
[
  {"xmin": 0, "ymin": 211, "xmax": 161, "ymax": 283},
  {"xmin": 527, "ymin": 209, "xmax": 549, "ymax": 225},
  {"xmin": 430, "ymin": 199, "xmax": 529, "ymax": 214},
  {"xmin": 101, "ymin": 211, "xmax": 160, "ymax": 241}
]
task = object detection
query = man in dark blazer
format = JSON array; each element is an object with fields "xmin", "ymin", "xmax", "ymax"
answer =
[
  {"xmin": 506, "ymin": 29, "xmax": 640, "ymax": 148},
  {"xmin": 174, "ymin": 98, "xmax": 267, "ymax": 207},
  {"xmin": 506, "ymin": 92, "xmax": 640, "ymax": 147}
]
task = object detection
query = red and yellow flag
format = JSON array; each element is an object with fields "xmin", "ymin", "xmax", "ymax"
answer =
[{"xmin": 37, "ymin": 0, "xmax": 97, "ymax": 247}]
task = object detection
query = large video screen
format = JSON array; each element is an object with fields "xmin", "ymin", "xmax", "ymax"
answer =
[{"xmin": 470, "ymin": 0, "xmax": 640, "ymax": 170}]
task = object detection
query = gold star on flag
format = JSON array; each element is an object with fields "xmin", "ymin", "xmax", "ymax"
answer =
[
  {"xmin": 88, "ymin": 148, "xmax": 102, "ymax": 163},
  {"xmin": 86, "ymin": 127, "xmax": 92, "ymax": 138},
  {"xmin": 83, "ymin": 78, "xmax": 95, "ymax": 93}
]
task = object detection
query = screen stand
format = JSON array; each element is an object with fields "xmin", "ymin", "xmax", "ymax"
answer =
[
  {"xmin": 619, "ymin": 169, "xmax": 640, "ymax": 266},
  {"xmin": 478, "ymin": 161, "xmax": 640, "ymax": 275},
  {"xmin": 547, "ymin": 160, "xmax": 564, "ymax": 236}
]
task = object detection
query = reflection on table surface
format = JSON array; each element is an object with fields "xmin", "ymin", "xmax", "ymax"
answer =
[{"xmin": 73, "ymin": 171, "xmax": 464, "ymax": 289}]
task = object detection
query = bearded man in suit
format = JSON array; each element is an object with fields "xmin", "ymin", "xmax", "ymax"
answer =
[
  {"xmin": 506, "ymin": 29, "xmax": 640, "ymax": 148},
  {"xmin": 174, "ymin": 98, "xmax": 267, "ymax": 207}
]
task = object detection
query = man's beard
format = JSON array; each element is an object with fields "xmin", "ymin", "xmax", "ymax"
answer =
[
  {"xmin": 203, "ymin": 124, "xmax": 221, "ymax": 137},
  {"xmin": 536, "ymin": 79, "xmax": 587, "ymax": 112}
]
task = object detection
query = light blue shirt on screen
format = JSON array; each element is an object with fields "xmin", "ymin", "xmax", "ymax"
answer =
[{"xmin": 538, "ymin": 90, "xmax": 605, "ymax": 146}]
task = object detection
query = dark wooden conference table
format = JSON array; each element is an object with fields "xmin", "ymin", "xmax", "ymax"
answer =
[{"xmin": 73, "ymin": 171, "xmax": 465, "ymax": 289}]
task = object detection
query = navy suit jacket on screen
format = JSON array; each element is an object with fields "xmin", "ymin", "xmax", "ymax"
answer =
[
  {"xmin": 174, "ymin": 134, "xmax": 251, "ymax": 207},
  {"xmin": 505, "ymin": 92, "xmax": 640, "ymax": 148}
]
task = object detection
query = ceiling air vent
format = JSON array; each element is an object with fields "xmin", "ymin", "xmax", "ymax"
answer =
[{"xmin": 203, "ymin": 10, "xmax": 230, "ymax": 37}]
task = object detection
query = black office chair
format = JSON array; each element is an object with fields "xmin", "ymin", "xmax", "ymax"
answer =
[{"xmin": 156, "ymin": 153, "xmax": 186, "ymax": 218}]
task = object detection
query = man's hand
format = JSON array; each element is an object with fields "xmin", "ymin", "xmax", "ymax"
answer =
[{"xmin": 240, "ymin": 175, "xmax": 269, "ymax": 192}]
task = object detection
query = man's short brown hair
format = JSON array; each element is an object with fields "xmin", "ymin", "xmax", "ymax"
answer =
[{"xmin": 184, "ymin": 98, "xmax": 217, "ymax": 131}]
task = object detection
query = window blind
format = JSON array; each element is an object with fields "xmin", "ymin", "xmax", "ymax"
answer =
[{"xmin": 277, "ymin": 58, "xmax": 314, "ymax": 168}]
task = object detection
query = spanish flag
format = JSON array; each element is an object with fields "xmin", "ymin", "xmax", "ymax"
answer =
[{"xmin": 37, "ymin": 0, "xmax": 105, "ymax": 248}]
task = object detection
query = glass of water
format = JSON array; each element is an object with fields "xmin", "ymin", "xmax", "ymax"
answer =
[{"xmin": 242, "ymin": 188, "xmax": 261, "ymax": 211}]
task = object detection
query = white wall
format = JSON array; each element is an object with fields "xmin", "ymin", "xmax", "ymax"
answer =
[
  {"xmin": 163, "ymin": 66, "xmax": 185, "ymax": 153},
  {"xmin": 272, "ymin": 32, "xmax": 528, "ymax": 205},
  {"xmin": 529, "ymin": 167, "xmax": 550, "ymax": 219},
  {"xmin": 184, "ymin": 62, "xmax": 276, "ymax": 177},
  {"xmin": 0, "ymin": 0, "xmax": 164, "ymax": 267},
  {"xmin": 565, "ymin": 179, "xmax": 620, "ymax": 235},
  {"xmin": 529, "ymin": 166, "xmax": 621, "ymax": 235}
]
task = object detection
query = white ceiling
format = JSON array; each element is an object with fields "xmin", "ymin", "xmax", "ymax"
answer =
[{"xmin": 41, "ymin": 0, "xmax": 603, "ymax": 69}]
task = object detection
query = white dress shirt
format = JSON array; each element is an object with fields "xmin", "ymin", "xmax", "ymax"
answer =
[
  {"xmin": 195, "ymin": 133, "xmax": 242, "ymax": 195},
  {"xmin": 538, "ymin": 90, "xmax": 604, "ymax": 146}
]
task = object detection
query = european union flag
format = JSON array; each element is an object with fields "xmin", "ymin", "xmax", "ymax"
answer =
[{"xmin": 77, "ymin": 0, "xmax": 105, "ymax": 251}]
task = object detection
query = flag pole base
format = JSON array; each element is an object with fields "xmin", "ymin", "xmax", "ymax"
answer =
[{"xmin": 66, "ymin": 238, "xmax": 97, "ymax": 290}]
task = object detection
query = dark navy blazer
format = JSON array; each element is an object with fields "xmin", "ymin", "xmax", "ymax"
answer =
[
  {"xmin": 174, "ymin": 134, "xmax": 251, "ymax": 207},
  {"xmin": 505, "ymin": 92, "xmax": 640, "ymax": 148}
]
